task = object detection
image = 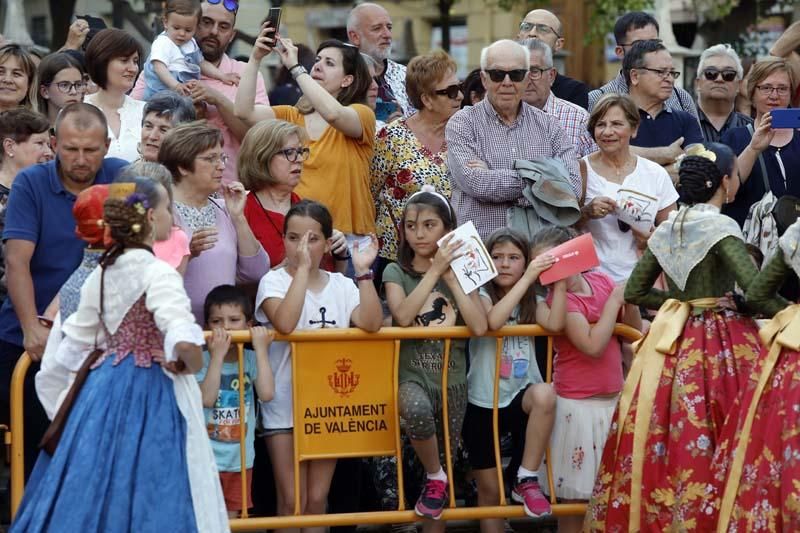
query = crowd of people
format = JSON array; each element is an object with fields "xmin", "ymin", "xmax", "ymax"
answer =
[{"xmin": 2, "ymin": 0, "xmax": 800, "ymax": 531}]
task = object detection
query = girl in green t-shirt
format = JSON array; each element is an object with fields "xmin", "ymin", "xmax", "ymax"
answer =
[{"xmin": 383, "ymin": 187, "xmax": 487, "ymax": 528}]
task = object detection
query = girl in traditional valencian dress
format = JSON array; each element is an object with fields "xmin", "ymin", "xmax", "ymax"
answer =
[
  {"xmin": 586, "ymin": 143, "xmax": 783, "ymax": 531},
  {"xmin": 11, "ymin": 178, "xmax": 228, "ymax": 532},
  {"xmin": 706, "ymin": 217, "xmax": 800, "ymax": 532}
]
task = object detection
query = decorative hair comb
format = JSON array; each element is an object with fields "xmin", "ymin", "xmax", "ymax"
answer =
[
  {"xmin": 676, "ymin": 144, "xmax": 717, "ymax": 171},
  {"xmin": 108, "ymin": 182, "xmax": 136, "ymax": 199}
]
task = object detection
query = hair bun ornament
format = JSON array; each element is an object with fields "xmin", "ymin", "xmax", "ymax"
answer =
[
  {"xmin": 685, "ymin": 144, "xmax": 717, "ymax": 162},
  {"xmin": 108, "ymin": 182, "xmax": 136, "ymax": 199}
]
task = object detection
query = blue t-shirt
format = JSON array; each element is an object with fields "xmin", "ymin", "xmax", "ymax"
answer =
[
  {"xmin": 630, "ymin": 107, "xmax": 703, "ymax": 150},
  {"xmin": 0, "ymin": 157, "xmax": 127, "ymax": 347},
  {"xmin": 196, "ymin": 349, "xmax": 259, "ymax": 472}
]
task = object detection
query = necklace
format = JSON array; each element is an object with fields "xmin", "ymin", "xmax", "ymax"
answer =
[
  {"xmin": 252, "ymin": 191, "xmax": 289, "ymax": 239},
  {"xmin": 600, "ymin": 153, "xmax": 634, "ymax": 178}
]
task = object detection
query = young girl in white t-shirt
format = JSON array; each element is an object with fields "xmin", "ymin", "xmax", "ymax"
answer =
[
  {"xmin": 143, "ymin": 0, "xmax": 238, "ymax": 99},
  {"xmin": 255, "ymin": 199, "xmax": 382, "ymax": 528}
]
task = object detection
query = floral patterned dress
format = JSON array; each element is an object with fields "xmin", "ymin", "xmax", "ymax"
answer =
[
  {"xmin": 705, "ymin": 221, "xmax": 800, "ymax": 532},
  {"xmin": 586, "ymin": 205, "xmax": 781, "ymax": 532},
  {"xmin": 371, "ymin": 118, "xmax": 451, "ymax": 261}
]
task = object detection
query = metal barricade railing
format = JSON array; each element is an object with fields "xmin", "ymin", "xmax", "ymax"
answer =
[{"xmin": 7, "ymin": 324, "xmax": 642, "ymax": 529}]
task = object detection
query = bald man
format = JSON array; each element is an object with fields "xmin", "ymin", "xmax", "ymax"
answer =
[
  {"xmin": 518, "ymin": 9, "xmax": 589, "ymax": 109},
  {"xmin": 347, "ymin": 2, "xmax": 414, "ymax": 117}
]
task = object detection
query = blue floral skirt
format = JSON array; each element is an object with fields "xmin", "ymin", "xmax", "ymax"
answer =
[{"xmin": 11, "ymin": 355, "xmax": 198, "ymax": 532}]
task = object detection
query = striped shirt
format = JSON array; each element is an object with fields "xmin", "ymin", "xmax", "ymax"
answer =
[
  {"xmin": 445, "ymin": 98, "xmax": 581, "ymax": 239},
  {"xmin": 543, "ymin": 93, "xmax": 598, "ymax": 158},
  {"xmin": 588, "ymin": 71, "xmax": 699, "ymax": 119}
]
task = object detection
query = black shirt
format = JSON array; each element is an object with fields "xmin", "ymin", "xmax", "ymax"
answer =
[
  {"xmin": 697, "ymin": 108, "xmax": 753, "ymax": 144},
  {"xmin": 552, "ymin": 73, "xmax": 589, "ymax": 110}
]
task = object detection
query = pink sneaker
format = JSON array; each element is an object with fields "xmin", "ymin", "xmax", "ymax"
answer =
[
  {"xmin": 512, "ymin": 477, "xmax": 551, "ymax": 518},
  {"xmin": 414, "ymin": 478, "xmax": 448, "ymax": 520}
]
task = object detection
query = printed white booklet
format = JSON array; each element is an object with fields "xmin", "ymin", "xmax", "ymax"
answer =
[
  {"xmin": 616, "ymin": 188, "xmax": 659, "ymax": 233},
  {"xmin": 437, "ymin": 221, "xmax": 497, "ymax": 294}
]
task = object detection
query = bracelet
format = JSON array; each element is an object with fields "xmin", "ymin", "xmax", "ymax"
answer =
[
  {"xmin": 355, "ymin": 270, "xmax": 374, "ymax": 282},
  {"xmin": 290, "ymin": 65, "xmax": 308, "ymax": 80},
  {"xmin": 332, "ymin": 250, "xmax": 351, "ymax": 261},
  {"xmin": 288, "ymin": 63, "xmax": 303, "ymax": 73}
]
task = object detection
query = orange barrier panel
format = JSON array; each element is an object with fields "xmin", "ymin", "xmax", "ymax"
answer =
[{"xmin": 8, "ymin": 324, "xmax": 642, "ymax": 529}]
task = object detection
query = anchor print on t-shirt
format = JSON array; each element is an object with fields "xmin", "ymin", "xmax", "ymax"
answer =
[
  {"xmin": 308, "ymin": 306, "xmax": 338, "ymax": 328},
  {"xmin": 410, "ymin": 291, "xmax": 457, "ymax": 374},
  {"xmin": 208, "ymin": 372, "xmax": 253, "ymax": 442}
]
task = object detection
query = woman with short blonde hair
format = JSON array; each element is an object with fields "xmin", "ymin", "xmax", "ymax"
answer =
[{"xmin": 239, "ymin": 119, "xmax": 348, "ymax": 269}]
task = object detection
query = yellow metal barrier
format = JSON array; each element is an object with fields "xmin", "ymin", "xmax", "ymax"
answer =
[{"xmin": 8, "ymin": 324, "xmax": 642, "ymax": 529}]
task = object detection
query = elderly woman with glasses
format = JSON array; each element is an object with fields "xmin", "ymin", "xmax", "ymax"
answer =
[
  {"xmin": 239, "ymin": 118, "xmax": 348, "ymax": 268},
  {"xmin": 371, "ymin": 50, "xmax": 461, "ymax": 272},
  {"xmin": 158, "ymin": 121, "xmax": 268, "ymax": 323},
  {"xmin": 721, "ymin": 57, "xmax": 800, "ymax": 226},
  {"xmin": 35, "ymin": 52, "xmax": 87, "ymax": 128}
]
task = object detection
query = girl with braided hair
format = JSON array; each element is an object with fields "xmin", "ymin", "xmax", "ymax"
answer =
[
  {"xmin": 586, "ymin": 142, "xmax": 785, "ymax": 531},
  {"xmin": 11, "ymin": 177, "xmax": 229, "ymax": 532}
]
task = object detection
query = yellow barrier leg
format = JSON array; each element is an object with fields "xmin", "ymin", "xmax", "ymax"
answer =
[
  {"xmin": 439, "ymin": 339, "xmax": 456, "ymax": 509},
  {"xmin": 9, "ymin": 353, "xmax": 32, "ymax": 520},
  {"xmin": 237, "ymin": 342, "xmax": 249, "ymax": 519},
  {"xmin": 492, "ymin": 337, "xmax": 506, "ymax": 506},
  {"xmin": 392, "ymin": 339, "xmax": 405, "ymax": 512}
]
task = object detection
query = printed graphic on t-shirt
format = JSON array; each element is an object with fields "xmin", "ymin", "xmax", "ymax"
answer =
[
  {"xmin": 308, "ymin": 306, "xmax": 338, "ymax": 328},
  {"xmin": 500, "ymin": 336, "xmax": 531, "ymax": 379},
  {"xmin": 409, "ymin": 291, "xmax": 457, "ymax": 374},
  {"xmin": 208, "ymin": 372, "xmax": 253, "ymax": 442},
  {"xmin": 414, "ymin": 291, "xmax": 456, "ymax": 327}
]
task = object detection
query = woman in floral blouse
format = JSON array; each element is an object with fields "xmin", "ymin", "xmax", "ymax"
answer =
[{"xmin": 371, "ymin": 50, "xmax": 462, "ymax": 270}]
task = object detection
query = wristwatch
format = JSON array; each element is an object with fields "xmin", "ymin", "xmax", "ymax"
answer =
[
  {"xmin": 290, "ymin": 65, "xmax": 308, "ymax": 80},
  {"xmin": 355, "ymin": 271, "xmax": 374, "ymax": 282}
]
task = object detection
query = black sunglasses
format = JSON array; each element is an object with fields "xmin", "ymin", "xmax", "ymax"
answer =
[
  {"xmin": 207, "ymin": 0, "xmax": 238, "ymax": 13},
  {"xmin": 434, "ymin": 84, "xmax": 462, "ymax": 99},
  {"xmin": 484, "ymin": 69, "xmax": 528, "ymax": 83},
  {"xmin": 702, "ymin": 69, "xmax": 738, "ymax": 82}
]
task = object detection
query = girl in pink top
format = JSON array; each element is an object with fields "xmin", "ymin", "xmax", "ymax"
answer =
[{"xmin": 532, "ymin": 227, "xmax": 641, "ymax": 533}]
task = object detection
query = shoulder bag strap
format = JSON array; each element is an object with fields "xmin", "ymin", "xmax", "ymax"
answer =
[{"xmin": 747, "ymin": 123, "xmax": 770, "ymax": 192}]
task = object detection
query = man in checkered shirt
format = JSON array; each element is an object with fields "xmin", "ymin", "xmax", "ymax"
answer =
[
  {"xmin": 520, "ymin": 38, "xmax": 597, "ymax": 158},
  {"xmin": 445, "ymin": 39, "xmax": 581, "ymax": 239}
]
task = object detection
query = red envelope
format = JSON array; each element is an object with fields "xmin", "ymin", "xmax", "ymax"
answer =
[{"xmin": 539, "ymin": 233, "xmax": 600, "ymax": 285}]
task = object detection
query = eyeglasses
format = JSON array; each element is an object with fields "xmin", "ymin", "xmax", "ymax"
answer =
[
  {"xmin": 755, "ymin": 84, "xmax": 791, "ymax": 96},
  {"xmin": 49, "ymin": 81, "xmax": 87, "ymax": 94},
  {"xmin": 518, "ymin": 22, "xmax": 561, "ymax": 38},
  {"xmin": 619, "ymin": 38, "xmax": 662, "ymax": 48},
  {"xmin": 484, "ymin": 69, "xmax": 528, "ymax": 83},
  {"xmin": 434, "ymin": 84, "xmax": 462, "ymax": 99},
  {"xmin": 206, "ymin": 0, "xmax": 238, "ymax": 13},
  {"xmin": 277, "ymin": 147, "xmax": 310, "ymax": 162},
  {"xmin": 196, "ymin": 153, "xmax": 229, "ymax": 166},
  {"xmin": 638, "ymin": 67, "xmax": 680, "ymax": 80},
  {"xmin": 702, "ymin": 69, "xmax": 738, "ymax": 82},
  {"xmin": 528, "ymin": 66, "xmax": 553, "ymax": 80}
]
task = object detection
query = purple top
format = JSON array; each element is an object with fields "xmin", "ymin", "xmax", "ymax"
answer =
[{"xmin": 176, "ymin": 197, "xmax": 269, "ymax": 323}]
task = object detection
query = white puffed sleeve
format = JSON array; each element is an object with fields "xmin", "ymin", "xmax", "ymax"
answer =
[
  {"xmin": 37, "ymin": 313, "xmax": 74, "ymax": 420},
  {"xmin": 144, "ymin": 261, "xmax": 204, "ymax": 362}
]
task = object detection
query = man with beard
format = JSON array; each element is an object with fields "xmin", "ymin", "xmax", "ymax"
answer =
[
  {"xmin": 132, "ymin": 0, "xmax": 268, "ymax": 184},
  {"xmin": 347, "ymin": 2, "xmax": 414, "ymax": 117},
  {"xmin": 0, "ymin": 103, "xmax": 126, "ymax": 477}
]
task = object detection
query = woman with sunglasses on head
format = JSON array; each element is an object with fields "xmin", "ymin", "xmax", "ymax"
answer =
[
  {"xmin": 371, "ymin": 50, "xmax": 461, "ymax": 280},
  {"xmin": 36, "ymin": 52, "xmax": 88, "ymax": 128},
  {"xmin": 235, "ymin": 26, "xmax": 376, "ymax": 255},
  {"xmin": 581, "ymin": 93, "xmax": 677, "ymax": 284},
  {"xmin": 721, "ymin": 57, "xmax": 800, "ymax": 226}
]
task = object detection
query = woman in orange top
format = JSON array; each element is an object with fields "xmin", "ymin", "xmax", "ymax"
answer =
[{"xmin": 235, "ymin": 24, "xmax": 375, "ymax": 241}]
